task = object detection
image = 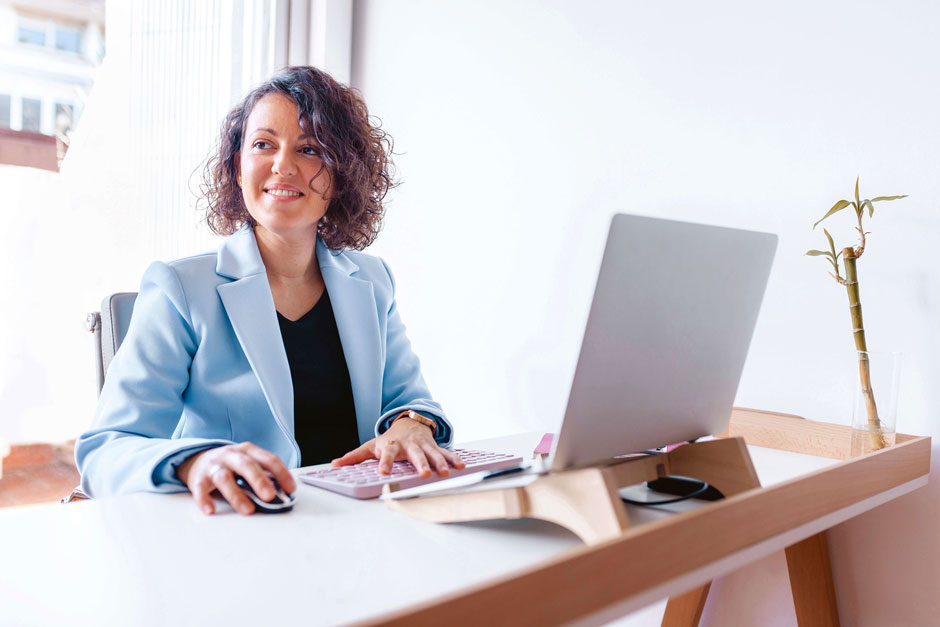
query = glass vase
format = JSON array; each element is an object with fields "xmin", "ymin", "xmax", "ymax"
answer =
[{"xmin": 849, "ymin": 350, "xmax": 901, "ymax": 457}]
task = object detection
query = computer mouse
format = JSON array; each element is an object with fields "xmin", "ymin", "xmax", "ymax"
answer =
[{"xmin": 234, "ymin": 475, "xmax": 295, "ymax": 513}]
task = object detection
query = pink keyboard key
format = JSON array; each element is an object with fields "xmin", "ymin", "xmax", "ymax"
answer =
[{"xmin": 299, "ymin": 448, "xmax": 524, "ymax": 499}]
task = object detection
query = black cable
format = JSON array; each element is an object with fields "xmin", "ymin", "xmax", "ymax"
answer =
[{"xmin": 619, "ymin": 475, "xmax": 722, "ymax": 507}]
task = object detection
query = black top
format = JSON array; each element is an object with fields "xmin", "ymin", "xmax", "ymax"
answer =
[{"xmin": 276, "ymin": 291, "xmax": 360, "ymax": 466}]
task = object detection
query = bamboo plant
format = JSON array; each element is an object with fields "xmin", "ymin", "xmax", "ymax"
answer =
[{"xmin": 806, "ymin": 177, "xmax": 907, "ymax": 450}]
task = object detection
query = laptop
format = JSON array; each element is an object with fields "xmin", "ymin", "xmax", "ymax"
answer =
[
  {"xmin": 304, "ymin": 213, "xmax": 777, "ymax": 498},
  {"xmin": 551, "ymin": 213, "xmax": 777, "ymax": 470}
]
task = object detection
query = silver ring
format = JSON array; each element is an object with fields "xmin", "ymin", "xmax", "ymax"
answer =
[{"xmin": 208, "ymin": 463, "xmax": 224, "ymax": 478}]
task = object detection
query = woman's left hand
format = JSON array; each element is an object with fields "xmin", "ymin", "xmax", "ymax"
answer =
[{"xmin": 332, "ymin": 417, "xmax": 465, "ymax": 477}]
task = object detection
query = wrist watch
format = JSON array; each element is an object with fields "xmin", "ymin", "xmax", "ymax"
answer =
[{"xmin": 391, "ymin": 409, "xmax": 437, "ymax": 435}]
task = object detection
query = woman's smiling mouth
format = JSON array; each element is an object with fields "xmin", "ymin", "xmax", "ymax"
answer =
[{"xmin": 263, "ymin": 183, "xmax": 304, "ymax": 199}]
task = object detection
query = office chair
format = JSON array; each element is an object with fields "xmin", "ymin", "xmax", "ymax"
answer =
[
  {"xmin": 64, "ymin": 293, "xmax": 138, "ymax": 503},
  {"xmin": 85, "ymin": 292, "xmax": 138, "ymax": 395}
]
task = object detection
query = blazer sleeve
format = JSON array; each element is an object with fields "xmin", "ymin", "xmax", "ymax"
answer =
[
  {"xmin": 74, "ymin": 261, "xmax": 233, "ymax": 497},
  {"xmin": 373, "ymin": 259, "xmax": 454, "ymax": 447}
]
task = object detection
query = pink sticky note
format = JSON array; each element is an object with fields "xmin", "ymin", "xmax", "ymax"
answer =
[{"xmin": 534, "ymin": 433, "xmax": 554, "ymax": 455}]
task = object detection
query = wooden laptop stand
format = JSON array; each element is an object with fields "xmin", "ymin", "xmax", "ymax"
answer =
[
  {"xmin": 384, "ymin": 410, "xmax": 849, "ymax": 626},
  {"xmin": 383, "ymin": 436, "xmax": 760, "ymax": 545}
]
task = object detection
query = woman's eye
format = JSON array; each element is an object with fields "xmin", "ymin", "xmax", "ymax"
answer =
[
  {"xmin": 252, "ymin": 141, "xmax": 271, "ymax": 150},
  {"xmin": 301, "ymin": 146, "xmax": 320, "ymax": 156}
]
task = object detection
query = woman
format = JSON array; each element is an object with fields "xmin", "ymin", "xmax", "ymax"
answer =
[{"xmin": 75, "ymin": 66, "xmax": 462, "ymax": 515}]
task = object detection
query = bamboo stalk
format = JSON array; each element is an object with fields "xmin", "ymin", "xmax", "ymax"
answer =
[{"xmin": 841, "ymin": 247, "xmax": 886, "ymax": 450}]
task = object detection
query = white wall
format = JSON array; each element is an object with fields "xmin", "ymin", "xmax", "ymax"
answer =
[{"xmin": 350, "ymin": 1, "xmax": 940, "ymax": 624}]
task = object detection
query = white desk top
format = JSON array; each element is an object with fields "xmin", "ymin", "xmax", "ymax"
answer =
[{"xmin": 0, "ymin": 433, "xmax": 839, "ymax": 626}]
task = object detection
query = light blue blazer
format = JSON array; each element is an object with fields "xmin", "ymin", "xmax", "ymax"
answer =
[{"xmin": 76, "ymin": 226, "xmax": 451, "ymax": 497}]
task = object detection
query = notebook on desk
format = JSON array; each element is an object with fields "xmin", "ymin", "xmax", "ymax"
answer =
[{"xmin": 305, "ymin": 213, "xmax": 777, "ymax": 500}]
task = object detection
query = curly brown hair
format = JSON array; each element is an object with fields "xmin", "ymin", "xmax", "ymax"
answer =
[{"xmin": 201, "ymin": 66, "xmax": 396, "ymax": 250}]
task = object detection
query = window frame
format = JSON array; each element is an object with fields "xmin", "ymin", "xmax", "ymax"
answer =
[
  {"xmin": 16, "ymin": 17, "xmax": 48, "ymax": 47},
  {"xmin": 0, "ymin": 94, "xmax": 12, "ymax": 129},
  {"xmin": 54, "ymin": 24, "xmax": 83, "ymax": 54},
  {"xmin": 20, "ymin": 96, "xmax": 43, "ymax": 133}
]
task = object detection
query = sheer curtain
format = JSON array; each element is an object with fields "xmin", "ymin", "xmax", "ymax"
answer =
[
  {"xmin": 62, "ymin": 0, "xmax": 352, "ymax": 263},
  {"xmin": 64, "ymin": 0, "xmax": 290, "ymax": 269},
  {"xmin": 1, "ymin": 0, "xmax": 351, "ymax": 444}
]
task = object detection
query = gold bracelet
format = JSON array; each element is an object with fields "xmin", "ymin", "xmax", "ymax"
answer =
[{"xmin": 391, "ymin": 410, "xmax": 437, "ymax": 434}]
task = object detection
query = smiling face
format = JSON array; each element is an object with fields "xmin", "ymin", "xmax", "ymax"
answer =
[{"xmin": 237, "ymin": 93, "xmax": 332, "ymax": 241}]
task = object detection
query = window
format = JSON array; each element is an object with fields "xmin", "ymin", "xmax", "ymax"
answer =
[
  {"xmin": 22, "ymin": 98, "xmax": 42, "ymax": 132},
  {"xmin": 17, "ymin": 24, "xmax": 46, "ymax": 46},
  {"xmin": 55, "ymin": 102, "xmax": 74, "ymax": 134},
  {"xmin": 0, "ymin": 95, "xmax": 10, "ymax": 128},
  {"xmin": 54, "ymin": 26, "xmax": 82, "ymax": 53}
]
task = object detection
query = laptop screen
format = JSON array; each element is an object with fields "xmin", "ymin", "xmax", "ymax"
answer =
[{"xmin": 550, "ymin": 213, "xmax": 777, "ymax": 470}]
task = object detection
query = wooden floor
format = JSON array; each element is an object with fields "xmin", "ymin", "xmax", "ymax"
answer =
[{"xmin": 0, "ymin": 442, "xmax": 80, "ymax": 508}]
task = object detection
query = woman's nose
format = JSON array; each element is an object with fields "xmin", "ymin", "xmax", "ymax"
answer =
[{"xmin": 272, "ymin": 149, "xmax": 297, "ymax": 176}]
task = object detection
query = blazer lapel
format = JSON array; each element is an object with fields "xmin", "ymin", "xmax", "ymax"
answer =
[
  {"xmin": 318, "ymin": 241, "xmax": 383, "ymax": 444},
  {"xmin": 215, "ymin": 228, "xmax": 296, "ymax": 458}
]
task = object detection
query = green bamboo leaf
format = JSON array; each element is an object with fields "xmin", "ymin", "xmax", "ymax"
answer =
[
  {"xmin": 823, "ymin": 228, "xmax": 837, "ymax": 257},
  {"xmin": 855, "ymin": 176, "xmax": 860, "ymax": 206},
  {"xmin": 813, "ymin": 199, "xmax": 852, "ymax": 228},
  {"xmin": 829, "ymin": 258, "xmax": 840, "ymax": 273},
  {"xmin": 870, "ymin": 195, "xmax": 908, "ymax": 202},
  {"xmin": 806, "ymin": 250, "xmax": 830, "ymax": 256}
]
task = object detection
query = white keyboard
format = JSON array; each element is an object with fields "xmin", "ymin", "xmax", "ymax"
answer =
[{"xmin": 300, "ymin": 448, "xmax": 524, "ymax": 499}]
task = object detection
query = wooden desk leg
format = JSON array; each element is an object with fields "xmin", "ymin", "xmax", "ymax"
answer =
[
  {"xmin": 785, "ymin": 532, "xmax": 841, "ymax": 627},
  {"xmin": 660, "ymin": 436, "xmax": 761, "ymax": 627},
  {"xmin": 661, "ymin": 583, "xmax": 710, "ymax": 627}
]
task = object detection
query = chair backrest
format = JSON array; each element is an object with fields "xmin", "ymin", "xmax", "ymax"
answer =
[
  {"xmin": 87, "ymin": 292, "xmax": 138, "ymax": 395},
  {"xmin": 69, "ymin": 292, "xmax": 138, "ymax": 502}
]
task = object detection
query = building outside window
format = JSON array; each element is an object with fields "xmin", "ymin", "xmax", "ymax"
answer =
[
  {"xmin": 0, "ymin": 0, "xmax": 104, "ymax": 450},
  {"xmin": 21, "ymin": 98, "xmax": 42, "ymax": 132}
]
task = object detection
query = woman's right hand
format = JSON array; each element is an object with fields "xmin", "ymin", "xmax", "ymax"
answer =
[{"xmin": 175, "ymin": 442, "xmax": 296, "ymax": 516}]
